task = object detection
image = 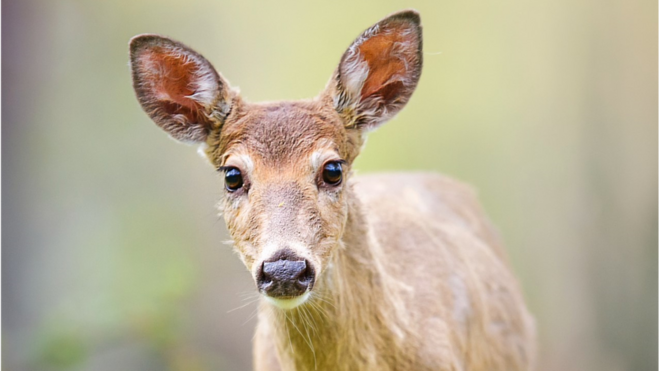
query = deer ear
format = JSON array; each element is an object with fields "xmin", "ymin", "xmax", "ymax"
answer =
[
  {"xmin": 331, "ymin": 10, "xmax": 422, "ymax": 131},
  {"xmin": 129, "ymin": 34, "xmax": 234, "ymax": 143}
]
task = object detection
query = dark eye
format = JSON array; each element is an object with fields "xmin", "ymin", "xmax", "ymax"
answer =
[
  {"xmin": 224, "ymin": 167, "xmax": 243, "ymax": 191},
  {"xmin": 322, "ymin": 161, "xmax": 343, "ymax": 186}
]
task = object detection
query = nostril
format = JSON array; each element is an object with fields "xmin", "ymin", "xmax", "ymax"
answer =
[
  {"xmin": 258, "ymin": 255, "xmax": 316, "ymax": 297},
  {"xmin": 257, "ymin": 262, "xmax": 273, "ymax": 290},
  {"xmin": 296, "ymin": 260, "xmax": 315, "ymax": 289},
  {"xmin": 297, "ymin": 265, "xmax": 309, "ymax": 282}
]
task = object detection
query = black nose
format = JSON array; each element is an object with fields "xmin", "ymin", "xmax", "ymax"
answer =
[{"xmin": 257, "ymin": 254, "xmax": 315, "ymax": 298}]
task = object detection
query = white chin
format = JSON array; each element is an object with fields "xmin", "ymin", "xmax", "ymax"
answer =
[{"xmin": 264, "ymin": 292, "xmax": 311, "ymax": 309}]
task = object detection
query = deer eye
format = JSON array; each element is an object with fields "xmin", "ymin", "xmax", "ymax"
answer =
[
  {"xmin": 322, "ymin": 161, "xmax": 343, "ymax": 186},
  {"xmin": 224, "ymin": 167, "xmax": 243, "ymax": 191}
]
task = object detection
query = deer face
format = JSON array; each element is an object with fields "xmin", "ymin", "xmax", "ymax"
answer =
[
  {"xmin": 208, "ymin": 101, "xmax": 358, "ymax": 308},
  {"xmin": 130, "ymin": 10, "xmax": 422, "ymax": 308}
]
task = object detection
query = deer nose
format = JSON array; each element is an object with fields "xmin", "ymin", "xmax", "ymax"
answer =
[{"xmin": 257, "ymin": 257, "xmax": 315, "ymax": 298}]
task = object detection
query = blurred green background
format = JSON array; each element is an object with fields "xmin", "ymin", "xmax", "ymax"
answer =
[{"xmin": 3, "ymin": 0, "xmax": 657, "ymax": 370}]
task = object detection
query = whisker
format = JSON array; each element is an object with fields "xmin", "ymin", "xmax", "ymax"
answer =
[
  {"xmin": 300, "ymin": 307, "xmax": 319, "ymax": 370},
  {"xmin": 311, "ymin": 293, "xmax": 337, "ymax": 310},
  {"xmin": 288, "ymin": 308, "xmax": 317, "ymax": 370},
  {"xmin": 301, "ymin": 305, "xmax": 319, "ymax": 338},
  {"xmin": 227, "ymin": 297, "xmax": 260, "ymax": 313},
  {"xmin": 283, "ymin": 310, "xmax": 294, "ymax": 355},
  {"xmin": 242, "ymin": 306, "xmax": 260, "ymax": 326}
]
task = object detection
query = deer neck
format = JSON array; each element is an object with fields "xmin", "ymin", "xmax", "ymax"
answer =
[{"xmin": 263, "ymin": 191, "xmax": 411, "ymax": 370}]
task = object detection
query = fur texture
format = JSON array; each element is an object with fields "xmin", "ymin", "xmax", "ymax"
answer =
[
  {"xmin": 130, "ymin": 34, "xmax": 235, "ymax": 142},
  {"xmin": 130, "ymin": 9, "xmax": 536, "ymax": 371},
  {"xmin": 334, "ymin": 11, "xmax": 423, "ymax": 131}
]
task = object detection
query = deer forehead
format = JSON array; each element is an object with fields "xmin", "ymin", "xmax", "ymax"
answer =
[{"xmin": 212, "ymin": 100, "xmax": 350, "ymax": 169}]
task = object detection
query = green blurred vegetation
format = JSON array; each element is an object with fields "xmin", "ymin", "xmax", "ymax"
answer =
[{"xmin": 3, "ymin": 0, "xmax": 657, "ymax": 370}]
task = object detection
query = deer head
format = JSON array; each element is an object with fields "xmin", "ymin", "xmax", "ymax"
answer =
[{"xmin": 130, "ymin": 10, "xmax": 422, "ymax": 309}]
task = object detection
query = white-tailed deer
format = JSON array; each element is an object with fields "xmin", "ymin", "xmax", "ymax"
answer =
[{"xmin": 129, "ymin": 10, "xmax": 536, "ymax": 371}]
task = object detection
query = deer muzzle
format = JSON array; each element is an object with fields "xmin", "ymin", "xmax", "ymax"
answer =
[{"xmin": 257, "ymin": 253, "xmax": 315, "ymax": 299}]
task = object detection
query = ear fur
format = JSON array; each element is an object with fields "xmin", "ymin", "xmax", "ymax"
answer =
[
  {"xmin": 129, "ymin": 34, "xmax": 234, "ymax": 143},
  {"xmin": 331, "ymin": 10, "xmax": 423, "ymax": 131}
]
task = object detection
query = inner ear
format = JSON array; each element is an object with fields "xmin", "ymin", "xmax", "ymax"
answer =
[
  {"xmin": 138, "ymin": 49, "xmax": 209, "ymax": 123},
  {"xmin": 357, "ymin": 30, "xmax": 415, "ymax": 101},
  {"xmin": 130, "ymin": 35, "xmax": 233, "ymax": 143},
  {"xmin": 333, "ymin": 10, "xmax": 423, "ymax": 131}
]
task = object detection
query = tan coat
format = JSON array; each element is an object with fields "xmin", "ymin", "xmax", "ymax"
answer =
[
  {"xmin": 253, "ymin": 173, "xmax": 536, "ymax": 371},
  {"xmin": 129, "ymin": 9, "xmax": 536, "ymax": 371}
]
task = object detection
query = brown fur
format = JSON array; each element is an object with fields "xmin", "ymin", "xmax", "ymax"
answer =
[
  {"xmin": 357, "ymin": 15, "xmax": 421, "ymax": 100},
  {"xmin": 129, "ymin": 9, "xmax": 536, "ymax": 371},
  {"xmin": 252, "ymin": 173, "xmax": 536, "ymax": 370}
]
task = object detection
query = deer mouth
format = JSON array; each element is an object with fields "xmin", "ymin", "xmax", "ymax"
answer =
[
  {"xmin": 263, "ymin": 291, "xmax": 311, "ymax": 310},
  {"xmin": 255, "ymin": 248, "xmax": 316, "ymax": 307}
]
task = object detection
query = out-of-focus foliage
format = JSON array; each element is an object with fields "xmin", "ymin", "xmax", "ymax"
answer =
[{"xmin": 3, "ymin": 0, "xmax": 657, "ymax": 370}]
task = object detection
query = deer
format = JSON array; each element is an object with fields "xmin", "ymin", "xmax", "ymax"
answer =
[{"xmin": 129, "ymin": 9, "xmax": 536, "ymax": 371}]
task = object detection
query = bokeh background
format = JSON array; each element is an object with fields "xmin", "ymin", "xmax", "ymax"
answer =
[{"xmin": 3, "ymin": 0, "xmax": 657, "ymax": 370}]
